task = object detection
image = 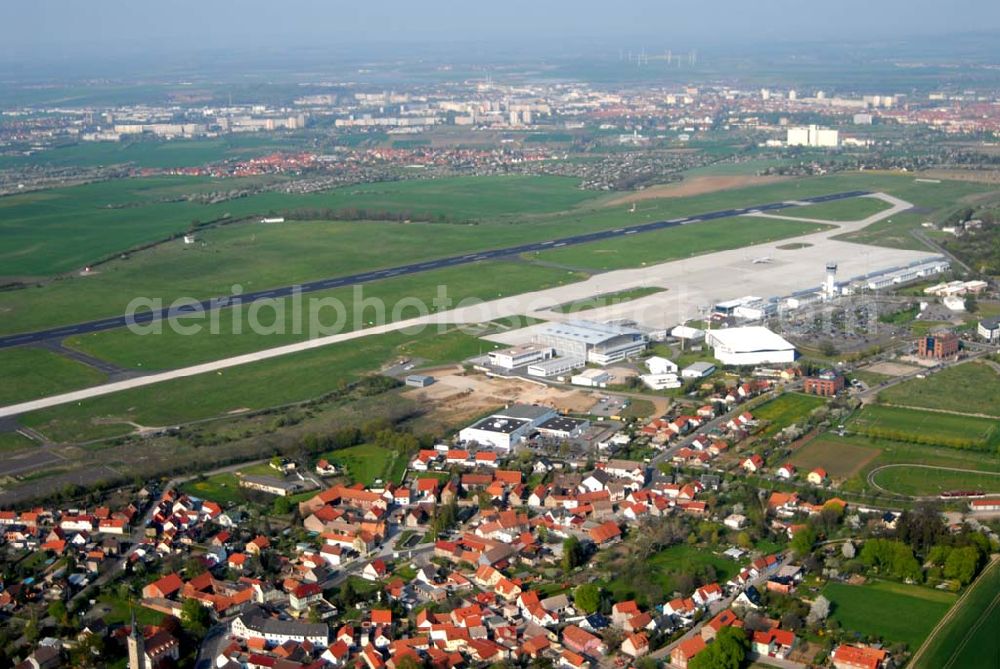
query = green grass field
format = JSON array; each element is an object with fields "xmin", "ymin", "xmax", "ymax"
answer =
[
  {"xmin": 551, "ymin": 287, "xmax": 665, "ymax": 313},
  {"xmin": 822, "ymin": 580, "xmax": 956, "ymax": 650},
  {"xmin": 790, "ymin": 196, "xmax": 892, "ymax": 221},
  {"xmin": 180, "ymin": 462, "xmax": 286, "ymax": 504},
  {"xmin": 2, "ymin": 171, "xmax": 988, "ymax": 337},
  {"xmin": 912, "ymin": 558, "xmax": 1000, "ymax": 669},
  {"xmin": 753, "ymin": 392, "xmax": 827, "ymax": 436},
  {"xmin": 0, "ymin": 174, "xmax": 598, "ymax": 279},
  {"xmin": 20, "ymin": 327, "xmax": 490, "ymax": 443},
  {"xmin": 605, "ymin": 544, "xmax": 739, "ymax": 601},
  {"xmin": 530, "ymin": 215, "xmax": 829, "ymax": 271},
  {"xmin": 180, "ymin": 471, "xmax": 244, "ymax": 505},
  {"xmin": 870, "ymin": 465, "xmax": 1000, "ymax": 496},
  {"xmin": 877, "ymin": 362, "xmax": 1000, "ymax": 417},
  {"xmin": 60, "ymin": 261, "xmax": 573, "ymax": 373},
  {"xmin": 0, "ymin": 431, "xmax": 35, "ymax": 453},
  {"xmin": 848, "ymin": 404, "xmax": 1000, "ymax": 448},
  {"xmin": 321, "ymin": 444, "xmax": 406, "ymax": 486},
  {"xmin": 0, "ymin": 346, "xmax": 106, "ymax": 405}
]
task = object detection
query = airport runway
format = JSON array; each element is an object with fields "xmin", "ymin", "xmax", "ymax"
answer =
[{"xmin": 0, "ymin": 190, "xmax": 869, "ymax": 349}]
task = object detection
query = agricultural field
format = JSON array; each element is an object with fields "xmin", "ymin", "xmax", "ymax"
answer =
[
  {"xmin": 876, "ymin": 362, "xmax": 1000, "ymax": 417},
  {"xmin": 0, "ymin": 346, "xmax": 106, "ymax": 405},
  {"xmin": 0, "ymin": 134, "xmax": 306, "ymax": 171},
  {"xmin": 752, "ymin": 392, "xmax": 827, "ymax": 436},
  {"xmin": 20, "ymin": 327, "xmax": 490, "ymax": 443},
  {"xmin": 320, "ymin": 444, "xmax": 406, "ymax": 486},
  {"xmin": 912, "ymin": 558, "xmax": 1000, "ymax": 669},
  {"xmin": 847, "ymin": 404, "xmax": 1000, "ymax": 449},
  {"xmin": 822, "ymin": 579, "xmax": 956, "ymax": 650},
  {"xmin": 551, "ymin": 287, "xmax": 665, "ymax": 313},
  {"xmin": 789, "ymin": 435, "xmax": 881, "ymax": 480}
]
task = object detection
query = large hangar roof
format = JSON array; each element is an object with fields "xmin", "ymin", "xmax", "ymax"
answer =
[{"xmin": 706, "ymin": 326, "xmax": 794, "ymax": 353}]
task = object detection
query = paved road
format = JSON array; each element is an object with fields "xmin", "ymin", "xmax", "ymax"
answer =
[{"xmin": 0, "ymin": 190, "xmax": 869, "ymax": 350}]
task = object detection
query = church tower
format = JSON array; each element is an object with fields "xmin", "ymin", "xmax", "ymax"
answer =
[{"xmin": 127, "ymin": 607, "xmax": 145, "ymax": 669}]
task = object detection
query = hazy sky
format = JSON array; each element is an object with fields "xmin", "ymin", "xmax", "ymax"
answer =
[{"xmin": 6, "ymin": 0, "xmax": 1000, "ymax": 63}]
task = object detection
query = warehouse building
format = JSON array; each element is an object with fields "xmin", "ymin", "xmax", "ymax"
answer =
[
  {"xmin": 527, "ymin": 356, "xmax": 584, "ymax": 378},
  {"xmin": 571, "ymin": 368, "xmax": 613, "ymax": 388},
  {"xmin": 405, "ymin": 374, "xmax": 434, "ymax": 388},
  {"xmin": 534, "ymin": 320, "xmax": 648, "ymax": 365},
  {"xmin": 706, "ymin": 327, "xmax": 796, "ymax": 366},
  {"xmin": 536, "ymin": 415, "xmax": 590, "ymax": 440},
  {"xmin": 458, "ymin": 404, "xmax": 558, "ymax": 451}
]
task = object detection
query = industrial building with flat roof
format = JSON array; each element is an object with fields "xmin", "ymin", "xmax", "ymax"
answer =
[
  {"xmin": 487, "ymin": 344, "xmax": 554, "ymax": 370},
  {"xmin": 706, "ymin": 327, "xmax": 796, "ymax": 366},
  {"xmin": 534, "ymin": 320, "xmax": 648, "ymax": 365},
  {"xmin": 536, "ymin": 415, "xmax": 590, "ymax": 440},
  {"xmin": 458, "ymin": 404, "xmax": 558, "ymax": 451},
  {"xmin": 527, "ymin": 357, "xmax": 584, "ymax": 378},
  {"xmin": 571, "ymin": 368, "xmax": 613, "ymax": 388}
]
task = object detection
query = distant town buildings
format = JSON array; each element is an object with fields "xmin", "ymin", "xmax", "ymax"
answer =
[{"xmin": 786, "ymin": 124, "xmax": 839, "ymax": 148}]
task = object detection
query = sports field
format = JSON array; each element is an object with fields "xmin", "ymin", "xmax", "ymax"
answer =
[
  {"xmin": 870, "ymin": 465, "xmax": 1000, "ymax": 496},
  {"xmin": 912, "ymin": 558, "xmax": 1000, "ymax": 669},
  {"xmin": 877, "ymin": 362, "xmax": 1000, "ymax": 417},
  {"xmin": 752, "ymin": 392, "xmax": 827, "ymax": 437},
  {"xmin": 800, "ymin": 430, "xmax": 1000, "ymax": 496},
  {"xmin": 822, "ymin": 579, "xmax": 956, "ymax": 650},
  {"xmin": 847, "ymin": 404, "xmax": 999, "ymax": 449}
]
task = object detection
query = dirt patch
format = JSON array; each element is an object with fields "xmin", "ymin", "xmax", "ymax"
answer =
[
  {"xmin": 601, "ymin": 175, "xmax": 789, "ymax": 207},
  {"xmin": 865, "ymin": 361, "xmax": 924, "ymax": 377},
  {"xmin": 403, "ymin": 368, "xmax": 597, "ymax": 427},
  {"xmin": 791, "ymin": 436, "xmax": 881, "ymax": 481},
  {"xmin": 919, "ymin": 169, "xmax": 1000, "ymax": 183}
]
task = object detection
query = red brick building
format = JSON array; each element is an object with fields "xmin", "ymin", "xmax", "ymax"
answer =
[
  {"xmin": 804, "ymin": 370, "xmax": 845, "ymax": 397},
  {"xmin": 917, "ymin": 331, "xmax": 959, "ymax": 359}
]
